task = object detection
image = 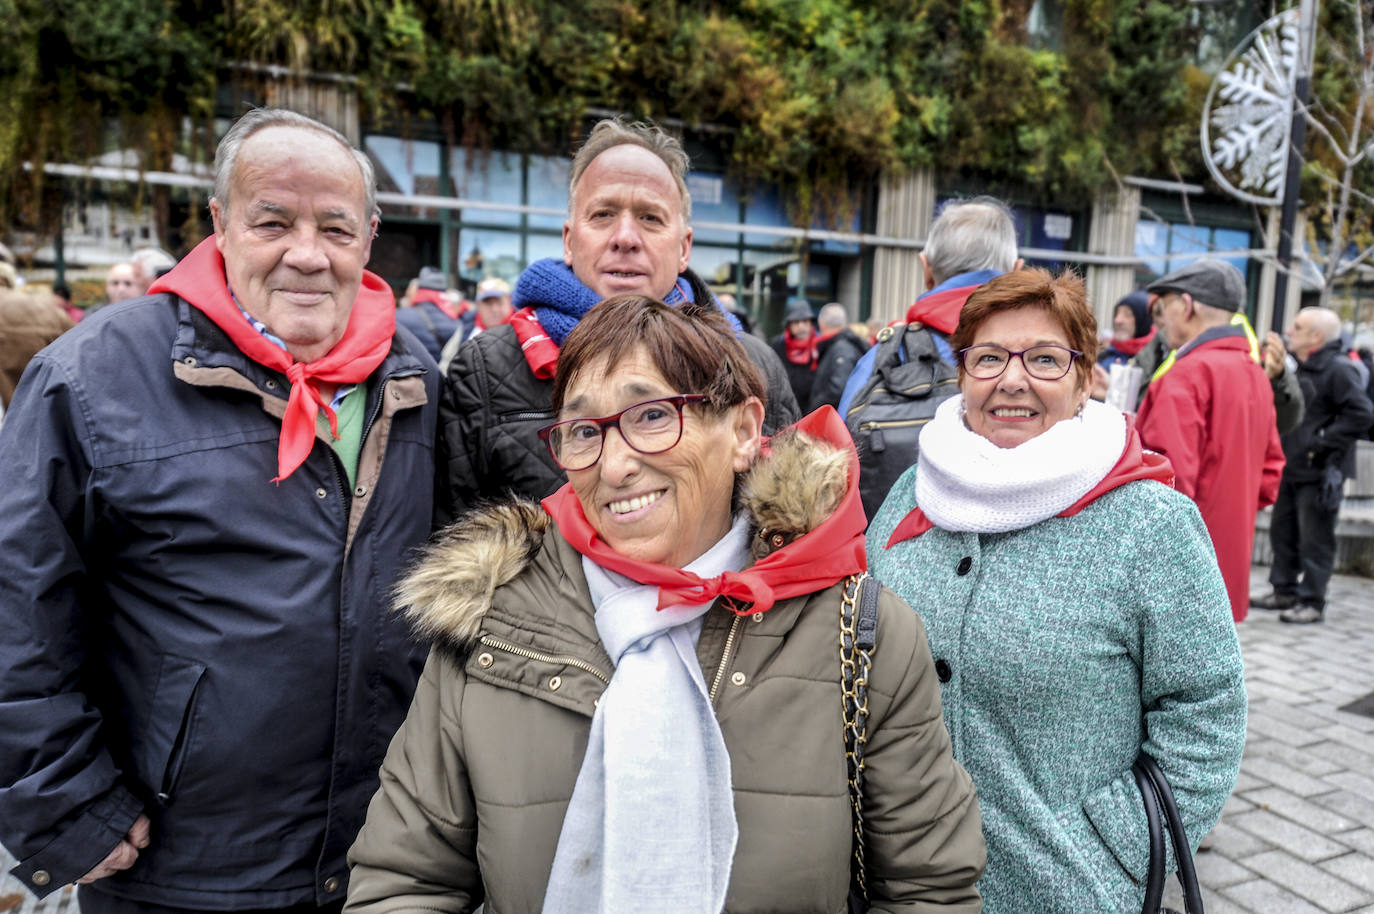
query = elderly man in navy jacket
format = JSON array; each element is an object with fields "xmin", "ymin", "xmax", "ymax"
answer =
[{"xmin": 0, "ymin": 108, "xmax": 436, "ymax": 913}]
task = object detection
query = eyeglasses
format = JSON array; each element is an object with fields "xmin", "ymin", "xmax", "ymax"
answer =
[
  {"xmin": 959, "ymin": 344, "xmax": 1082, "ymax": 381},
  {"xmin": 538, "ymin": 395, "xmax": 708, "ymax": 471}
]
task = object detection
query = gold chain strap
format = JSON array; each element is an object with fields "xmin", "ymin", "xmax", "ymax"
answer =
[{"xmin": 840, "ymin": 572, "xmax": 872, "ymax": 906}]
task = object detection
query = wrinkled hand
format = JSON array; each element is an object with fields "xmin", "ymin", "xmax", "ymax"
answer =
[
  {"xmin": 78, "ymin": 814, "xmax": 150, "ymax": 884},
  {"xmin": 1090, "ymin": 362, "xmax": 1110, "ymax": 401},
  {"xmin": 1264, "ymin": 331, "xmax": 1287, "ymax": 380}
]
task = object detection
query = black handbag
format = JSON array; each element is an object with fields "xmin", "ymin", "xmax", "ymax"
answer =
[
  {"xmin": 842, "ymin": 573, "xmax": 880, "ymax": 914},
  {"xmin": 1133, "ymin": 752, "xmax": 1206, "ymax": 914}
]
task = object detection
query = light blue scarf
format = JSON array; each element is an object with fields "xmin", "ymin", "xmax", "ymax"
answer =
[{"xmin": 542, "ymin": 516, "xmax": 749, "ymax": 914}]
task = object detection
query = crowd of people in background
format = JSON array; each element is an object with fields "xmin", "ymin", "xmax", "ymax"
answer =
[{"xmin": 0, "ymin": 107, "xmax": 1370, "ymax": 913}]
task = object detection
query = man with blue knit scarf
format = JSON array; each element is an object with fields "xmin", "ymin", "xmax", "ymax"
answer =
[{"xmin": 436, "ymin": 118, "xmax": 798, "ymax": 524}]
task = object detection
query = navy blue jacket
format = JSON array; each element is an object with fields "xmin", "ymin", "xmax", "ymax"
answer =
[{"xmin": 0, "ymin": 294, "xmax": 437, "ymax": 907}]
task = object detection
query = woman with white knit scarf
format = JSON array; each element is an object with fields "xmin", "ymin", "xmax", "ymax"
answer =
[
  {"xmin": 346, "ymin": 295, "xmax": 986, "ymax": 913},
  {"xmin": 866, "ymin": 268, "xmax": 1247, "ymax": 914}
]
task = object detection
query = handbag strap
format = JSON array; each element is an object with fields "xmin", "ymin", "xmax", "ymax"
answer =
[
  {"xmin": 842, "ymin": 572, "xmax": 880, "ymax": 909},
  {"xmin": 1133, "ymin": 752, "xmax": 1206, "ymax": 914}
]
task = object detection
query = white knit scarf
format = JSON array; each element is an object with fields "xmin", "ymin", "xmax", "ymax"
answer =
[
  {"xmin": 915, "ymin": 396, "xmax": 1126, "ymax": 533},
  {"xmin": 541, "ymin": 516, "xmax": 749, "ymax": 914}
]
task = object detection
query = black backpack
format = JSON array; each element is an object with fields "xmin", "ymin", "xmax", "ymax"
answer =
[{"xmin": 844, "ymin": 323, "xmax": 959, "ymax": 520}]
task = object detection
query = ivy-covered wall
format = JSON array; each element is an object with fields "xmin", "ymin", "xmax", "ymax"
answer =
[{"xmin": 1, "ymin": 0, "xmax": 1208, "ymax": 230}]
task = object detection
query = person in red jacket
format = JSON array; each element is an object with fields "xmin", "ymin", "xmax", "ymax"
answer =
[
  {"xmin": 1136, "ymin": 258, "xmax": 1285, "ymax": 622},
  {"xmin": 1132, "ymin": 259, "xmax": 1280, "ymax": 623}
]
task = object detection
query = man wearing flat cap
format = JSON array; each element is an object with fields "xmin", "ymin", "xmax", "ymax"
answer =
[{"xmin": 1136, "ymin": 258, "xmax": 1286, "ymax": 623}]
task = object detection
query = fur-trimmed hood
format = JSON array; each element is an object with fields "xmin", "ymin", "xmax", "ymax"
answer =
[{"xmin": 397, "ymin": 423, "xmax": 853, "ymax": 649}]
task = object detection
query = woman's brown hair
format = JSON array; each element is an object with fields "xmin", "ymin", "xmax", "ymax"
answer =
[
  {"xmin": 552, "ymin": 295, "xmax": 766, "ymax": 415},
  {"xmin": 950, "ymin": 268, "xmax": 1098, "ymax": 391}
]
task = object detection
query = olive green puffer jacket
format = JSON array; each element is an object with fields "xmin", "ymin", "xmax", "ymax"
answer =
[{"xmin": 346, "ymin": 430, "xmax": 985, "ymax": 914}]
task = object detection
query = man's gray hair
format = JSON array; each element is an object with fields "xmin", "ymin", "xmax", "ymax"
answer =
[
  {"xmin": 818, "ymin": 302, "xmax": 848, "ymax": 329},
  {"xmin": 213, "ymin": 108, "xmax": 377, "ymax": 223},
  {"xmin": 569, "ymin": 118, "xmax": 692, "ymax": 221},
  {"xmin": 1301, "ymin": 307, "xmax": 1343, "ymax": 345},
  {"xmin": 923, "ymin": 196, "xmax": 1018, "ymax": 285}
]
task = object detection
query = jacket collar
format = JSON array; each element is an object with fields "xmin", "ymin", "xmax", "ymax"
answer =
[
  {"xmin": 1300, "ymin": 339, "xmax": 1344, "ymax": 371},
  {"xmin": 168, "ymin": 295, "xmax": 431, "ymax": 389},
  {"xmin": 1175, "ymin": 323, "xmax": 1249, "ymax": 360}
]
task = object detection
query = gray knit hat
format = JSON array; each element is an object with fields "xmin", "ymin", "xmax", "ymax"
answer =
[{"xmin": 1145, "ymin": 258, "xmax": 1245, "ymax": 312}]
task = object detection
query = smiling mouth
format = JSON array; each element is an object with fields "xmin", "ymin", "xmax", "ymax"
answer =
[
  {"xmin": 608, "ymin": 489, "xmax": 665, "ymax": 515},
  {"xmin": 991, "ymin": 407, "xmax": 1036, "ymax": 418}
]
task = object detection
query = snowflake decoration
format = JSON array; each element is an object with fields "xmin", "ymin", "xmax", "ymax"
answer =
[{"xmin": 1202, "ymin": 9, "xmax": 1301, "ymax": 206}]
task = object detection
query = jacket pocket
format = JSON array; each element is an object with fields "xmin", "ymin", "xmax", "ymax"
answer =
[{"xmin": 135, "ymin": 653, "xmax": 207, "ymax": 805}]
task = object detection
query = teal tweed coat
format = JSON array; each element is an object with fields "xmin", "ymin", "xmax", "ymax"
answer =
[{"xmin": 867, "ymin": 464, "xmax": 1246, "ymax": 914}]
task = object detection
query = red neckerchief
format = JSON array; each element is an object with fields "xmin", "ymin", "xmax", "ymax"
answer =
[
  {"xmin": 412, "ymin": 287, "xmax": 463, "ymax": 321},
  {"xmin": 510, "ymin": 306, "xmax": 559, "ymax": 379},
  {"xmin": 903, "ymin": 282, "xmax": 983, "ymax": 335},
  {"xmin": 149, "ymin": 237, "xmax": 395, "ymax": 483},
  {"xmin": 884, "ymin": 415, "xmax": 1174, "ymax": 548},
  {"xmin": 1112, "ymin": 326, "xmax": 1156, "ymax": 358},
  {"xmin": 542, "ymin": 406, "xmax": 867, "ymax": 613},
  {"xmin": 783, "ymin": 330, "xmax": 818, "ymax": 368}
]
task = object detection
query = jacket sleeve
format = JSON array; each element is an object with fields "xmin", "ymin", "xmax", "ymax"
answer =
[
  {"xmin": 1081, "ymin": 496, "xmax": 1246, "ymax": 882},
  {"xmin": 1271, "ymin": 364, "xmax": 1304, "ymax": 437},
  {"xmin": 1260, "ymin": 422, "xmax": 1284, "ymax": 508},
  {"xmin": 809, "ymin": 337, "xmax": 866, "ymax": 413},
  {"xmin": 1135, "ymin": 375, "xmax": 1207, "ymax": 499},
  {"xmin": 435, "ymin": 339, "xmax": 490, "ymax": 528},
  {"xmin": 0, "ymin": 357, "xmax": 145, "ymax": 897},
  {"xmin": 740, "ymin": 332, "xmax": 801, "ymax": 434},
  {"xmin": 1313, "ymin": 360, "xmax": 1374, "ymax": 466},
  {"xmin": 345, "ymin": 651, "xmax": 482, "ymax": 913},
  {"xmin": 862, "ymin": 590, "xmax": 985, "ymax": 913}
]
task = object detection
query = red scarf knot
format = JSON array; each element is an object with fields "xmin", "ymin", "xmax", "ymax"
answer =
[
  {"xmin": 543, "ymin": 406, "xmax": 867, "ymax": 616},
  {"xmin": 149, "ymin": 237, "xmax": 395, "ymax": 484}
]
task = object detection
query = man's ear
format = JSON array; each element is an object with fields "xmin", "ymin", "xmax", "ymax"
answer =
[{"xmin": 920, "ymin": 253, "xmax": 936, "ymax": 292}]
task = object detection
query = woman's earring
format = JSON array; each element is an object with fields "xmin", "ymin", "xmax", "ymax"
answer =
[{"xmin": 1075, "ymin": 400, "xmax": 1085, "ymax": 418}]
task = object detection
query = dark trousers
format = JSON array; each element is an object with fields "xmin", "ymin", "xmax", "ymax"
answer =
[
  {"xmin": 78, "ymin": 886, "xmax": 344, "ymax": 914},
  {"xmin": 1269, "ymin": 474, "xmax": 1341, "ymax": 610}
]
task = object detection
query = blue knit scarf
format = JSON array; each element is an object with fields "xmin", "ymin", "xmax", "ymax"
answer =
[{"xmin": 512, "ymin": 258, "xmax": 741, "ymax": 345}]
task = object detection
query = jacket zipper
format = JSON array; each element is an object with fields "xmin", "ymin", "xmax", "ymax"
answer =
[
  {"xmin": 708, "ymin": 615, "xmax": 744, "ymax": 704},
  {"xmin": 479, "ymin": 635, "xmax": 612, "ymax": 685},
  {"xmin": 359, "ymin": 368, "xmax": 424, "ymax": 449},
  {"xmin": 858, "ymin": 418, "xmax": 931, "ymax": 431}
]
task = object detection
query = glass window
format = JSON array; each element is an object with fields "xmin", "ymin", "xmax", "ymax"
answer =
[
  {"xmin": 450, "ymin": 148, "xmax": 522, "ymax": 227},
  {"xmin": 365, "ymin": 136, "xmax": 441, "ymax": 196},
  {"xmin": 527, "ymin": 154, "xmax": 570, "ymax": 230}
]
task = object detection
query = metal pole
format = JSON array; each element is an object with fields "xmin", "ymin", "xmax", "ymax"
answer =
[{"xmin": 1272, "ymin": 0, "xmax": 1319, "ymax": 332}]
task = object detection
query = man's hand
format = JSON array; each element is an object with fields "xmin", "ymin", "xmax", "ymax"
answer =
[
  {"xmin": 1264, "ymin": 331, "xmax": 1287, "ymax": 380},
  {"xmin": 1090, "ymin": 362, "xmax": 1110, "ymax": 401},
  {"xmin": 78, "ymin": 814, "xmax": 150, "ymax": 884}
]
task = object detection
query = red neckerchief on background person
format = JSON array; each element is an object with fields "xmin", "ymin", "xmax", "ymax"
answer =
[
  {"xmin": 884, "ymin": 415, "xmax": 1174, "ymax": 548},
  {"xmin": 510, "ymin": 306, "xmax": 559, "ymax": 379},
  {"xmin": 412, "ymin": 287, "xmax": 465, "ymax": 321},
  {"xmin": 1112, "ymin": 325, "xmax": 1156, "ymax": 358},
  {"xmin": 542, "ymin": 406, "xmax": 867, "ymax": 613},
  {"xmin": 903, "ymin": 282, "xmax": 983, "ymax": 335},
  {"xmin": 783, "ymin": 330, "xmax": 818, "ymax": 369},
  {"xmin": 149, "ymin": 236, "xmax": 395, "ymax": 483}
]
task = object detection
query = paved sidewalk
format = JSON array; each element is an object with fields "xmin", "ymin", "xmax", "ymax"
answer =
[
  {"xmin": 1163, "ymin": 565, "xmax": 1374, "ymax": 914},
  {"xmin": 3, "ymin": 563, "xmax": 1374, "ymax": 913}
]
